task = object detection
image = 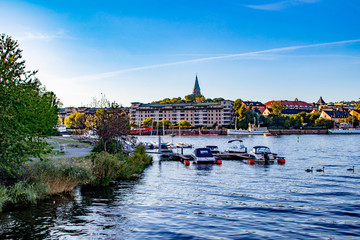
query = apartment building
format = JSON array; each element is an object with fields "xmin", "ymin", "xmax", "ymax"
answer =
[{"xmin": 130, "ymin": 100, "xmax": 234, "ymax": 127}]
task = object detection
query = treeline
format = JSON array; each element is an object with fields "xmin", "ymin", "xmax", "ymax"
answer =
[
  {"xmin": 234, "ymin": 99, "xmax": 335, "ymax": 129},
  {"xmin": 151, "ymin": 94, "xmax": 225, "ymax": 104}
]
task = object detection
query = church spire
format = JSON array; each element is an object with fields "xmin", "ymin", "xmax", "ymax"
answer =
[{"xmin": 193, "ymin": 75, "xmax": 201, "ymax": 96}]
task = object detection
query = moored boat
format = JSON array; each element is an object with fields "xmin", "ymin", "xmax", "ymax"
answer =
[
  {"xmin": 328, "ymin": 128, "xmax": 360, "ymax": 134},
  {"xmin": 176, "ymin": 142, "xmax": 193, "ymax": 148},
  {"xmin": 248, "ymin": 146, "xmax": 275, "ymax": 164},
  {"xmin": 192, "ymin": 148, "xmax": 217, "ymax": 164},
  {"xmin": 227, "ymin": 123, "xmax": 269, "ymax": 135},
  {"xmin": 206, "ymin": 145, "xmax": 220, "ymax": 154},
  {"xmin": 225, "ymin": 140, "xmax": 247, "ymax": 153}
]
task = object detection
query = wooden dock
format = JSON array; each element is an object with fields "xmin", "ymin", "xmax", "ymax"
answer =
[{"xmin": 150, "ymin": 151, "xmax": 252, "ymax": 163}]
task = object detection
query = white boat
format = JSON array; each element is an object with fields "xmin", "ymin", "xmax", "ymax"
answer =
[
  {"xmin": 329, "ymin": 128, "xmax": 360, "ymax": 134},
  {"xmin": 227, "ymin": 123, "xmax": 269, "ymax": 135},
  {"xmin": 206, "ymin": 145, "xmax": 221, "ymax": 154},
  {"xmin": 191, "ymin": 148, "xmax": 217, "ymax": 164},
  {"xmin": 176, "ymin": 142, "xmax": 193, "ymax": 148},
  {"xmin": 248, "ymin": 146, "xmax": 276, "ymax": 164},
  {"xmin": 225, "ymin": 140, "xmax": 247, "ymax": 153}
]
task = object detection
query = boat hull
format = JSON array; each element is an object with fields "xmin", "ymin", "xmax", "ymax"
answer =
[
  {"xmin": 329, "ymin": 129, "xmax": 360, "ymax": 134},
  {"xmin": 227, "ymin": 129, "xmax": 269, "ymax": 135}
]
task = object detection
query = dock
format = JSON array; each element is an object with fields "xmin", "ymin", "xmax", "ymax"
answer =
[{"xmin": 148, "ymin": 151, "xmax": 252, "ymax": 162}]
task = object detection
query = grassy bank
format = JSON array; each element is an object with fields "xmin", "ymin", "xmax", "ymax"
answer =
[{"xmin": 0, "ymin": 146, "xmax": 152, "ymax": 212}]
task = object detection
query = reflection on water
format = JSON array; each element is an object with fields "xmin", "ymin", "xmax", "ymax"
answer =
[{"xmin": 1, "ymin": 135, "xmax": 360, "ymax": 239}]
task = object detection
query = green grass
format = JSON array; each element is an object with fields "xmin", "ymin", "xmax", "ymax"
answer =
[{"xmin": 47, "ymin": 137, "xmax": 93, "ymax": 148}]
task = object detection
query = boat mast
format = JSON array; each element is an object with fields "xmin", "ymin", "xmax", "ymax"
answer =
[
  {"xmin": 235, "ymin": 115, "xmax": 238, "ymax": 130},
  {"xmin": 163, "ymin": 119, "xmax": 165, "ymax": 136}
]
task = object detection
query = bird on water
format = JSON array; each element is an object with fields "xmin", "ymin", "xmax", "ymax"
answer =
[
  {"xmin": 347, "ymin": 166, "xmax": 354, "ymax": 171},
  {"xmin": 316, "ymin": 167, "xmax": 325, "ymax": 172},
  {"xmin": 305, "ymin": 167, "xmax": 313, "ymax": 172}
]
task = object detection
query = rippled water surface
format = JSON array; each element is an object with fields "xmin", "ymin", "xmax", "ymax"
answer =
[{"xmin": 1, "ymin": 135, "xmax": 360, "ymax": 239}]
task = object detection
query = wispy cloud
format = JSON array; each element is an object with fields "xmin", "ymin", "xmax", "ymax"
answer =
[
  {"xmin": 247, "ymin": 0, "xmax": 320, "ymax": 11},
  {"xmin": 65, "ymin": 39, "xmax": 360, "ymax": 83},
  {"xmin": 18, "ymin": 29, "xmax": 68, "ymax": 41}
]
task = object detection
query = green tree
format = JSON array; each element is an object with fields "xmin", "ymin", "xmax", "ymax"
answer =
[
  {"xmin": 233, "ymin": 99, "xmax": 243, "ymax": 112},
  {"xmin": 315, "ymin": 118, "xmax": 334, "ymax": 129},
  {"xmin": 356, "ymin": 100, "xmax": 360, "ymax": 110},
  {"xmin": 195, "ymin": 96, "xmax": 205, "ymax": 103},
  {"xmin": 268, "ymin": 115, "xmax": 291, "ymax": 129},
  {"xmin": 213, "ymin": 97, "xmax": 225, "ymax": 102},
  {"xmin": 142, "ymin": 117, "xmax": 153, "ymax": 126},
  {"xmin": 270, "ymin": 101, "xmax": 284, "ymax": 116},
  {"xmin": 179, "ymin": 120, "xmax": 192, "ymax": 128},
  {"xmin": 159, "ymin": 119, "xmax": 171, "ymax": 129},
  {"xmin": 234, "ymin": 101, "xmax": 259, "ymax": 130},
  {"xmin": 345, "ymin": 115, "xmax": 359, "ymax": 127},
  {"xmin": 0, "ymin": 34, "xmax": 60, "ymax": 176},
  {"xmin": 185, "ymin": 94, "xmax": 196, "ymax": 103}
]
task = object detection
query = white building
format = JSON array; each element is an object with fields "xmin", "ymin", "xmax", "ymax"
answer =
[{"xmin": 130, "ymin": 100, "xmax": 234, "ymax": 127}]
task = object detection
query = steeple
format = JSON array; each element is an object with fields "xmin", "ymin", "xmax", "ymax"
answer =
[
  {"xmin": 193, "ymin": 75, "xmax": 201, "ymax": 96},
  {"xmin": 316, "ymin": 96, "xmax": 326, "ymax": 105}
]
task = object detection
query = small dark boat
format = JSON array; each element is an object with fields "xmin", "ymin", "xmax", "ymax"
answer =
[{"xmin": 206, "ymin": 145, "xmax": 220, "ymax": 154}]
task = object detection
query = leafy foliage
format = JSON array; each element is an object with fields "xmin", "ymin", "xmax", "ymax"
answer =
[
  {"xmin": 95, "ymin": 103, "xmax": 130, "ymax": 152},
  {"xmin": 233, "ymin": 99, "xmax": 259, "ymax": 129},
  {"xmin": 142, "ymin": 117, "xmax": 153, "ymax": 126},
  {"xmin": 152, "ymin": 95, "xmax": 225, "ymax": 104},
  {"xmin": 64, "ymin": 112, "xmax": 86, "ymax": 129},
  {"xmin": 0, "ymin": 34, "xmax": 60, "ymax": 176},
  {"xmin": 179, "ymin": 120, "xmax": 192, "ymax": 128},
  {"xmin": 345, "ymin": 115, "xmax": 359, "ymax": 127},
  {"xmin": 270, "ymin": 101, "xmax": 285, "ymax": 116},
  {"xmin": 314, "ymin": 118, "xmax": 334, "ymax": 129}
]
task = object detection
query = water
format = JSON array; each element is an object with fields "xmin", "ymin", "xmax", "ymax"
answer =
[{"xmin": 1, "ymin": 135, "xmax": 360, "ymax": 239}]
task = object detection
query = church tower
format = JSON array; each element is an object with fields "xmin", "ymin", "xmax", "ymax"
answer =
[{"xmin": 193, "ymin": 75, "xmax": 201, "ymax": 96}]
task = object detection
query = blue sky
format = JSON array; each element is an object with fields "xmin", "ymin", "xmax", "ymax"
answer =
[{"xmin": 1, "ymin": 0, "xmax": 359, "ymax": 107}]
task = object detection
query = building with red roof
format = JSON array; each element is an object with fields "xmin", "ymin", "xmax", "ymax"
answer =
[{"xmin": 264, "ymin": 98, "xmax": 314, "ymax": 111}]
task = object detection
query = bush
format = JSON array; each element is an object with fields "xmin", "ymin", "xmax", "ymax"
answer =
[
  {"xmin": 90, "ymin": 152, "xmax": 122, "ymax": 186},
  {"xmin": 118, "ymin": 146, "xmax": 152, "ymax": 179},
  {"xmin": 0, "ymin": 185, "xmax": 9, "ymax": 211},
  {"xmin": 6, "ymin": 180, "xmax": 48, "ymax": 206}
]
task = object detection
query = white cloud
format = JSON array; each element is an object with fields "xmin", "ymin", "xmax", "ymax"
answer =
[
  {"xmin": 18, "ymin": 29, "xmax": 68, "ymax": 41},
  {"xmin": 247, "ymin": 0, "xmax": 320, "ymax": 11},
  {"xmin": 63, "ymin": 39, "xmax": 360, "ymax": 83}
]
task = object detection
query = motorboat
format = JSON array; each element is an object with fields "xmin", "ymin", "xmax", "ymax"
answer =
[
  {"xmin": 225, "ymin": 140, "xmax": 247, "ymax": 153},
  {"xmin": 176, "ymin": 142, "xmax": 193, "ymax": 148},
  {"xmin": 142, "ymin": 142, "xmax": 155, "ymax": 149},
  {"xmin": 192, "ymin": 148, "xmax": 217, "ymax": 164},
  {"xmin": 206, "ymin": 145, "xmax": 220, "ymax": 154},
  {"xmin": 248, "ymin": 146, "xmax": 275, "ymax": 164}
]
